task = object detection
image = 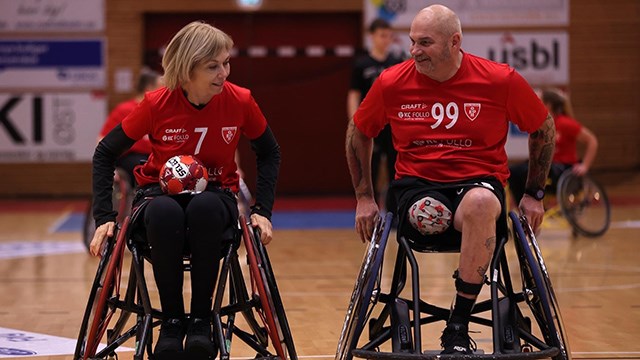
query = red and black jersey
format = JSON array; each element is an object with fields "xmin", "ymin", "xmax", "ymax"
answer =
[
  {"xmin": 100, "ymin": 99, "xmax": 152, "ymax": 155},
  {"xmin": 121, "ymin": 82, "xmax": 267, "ymax": 192},
  {"xmin": 354, "ymin": 51, "xmax": 548, "ymax": 185},
  {"xmin": 553, "ymin": 114, "xmax": 582, "ymax": 165}
]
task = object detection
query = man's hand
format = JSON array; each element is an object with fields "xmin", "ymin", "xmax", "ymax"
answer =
[
  {"xmin": 90, "ymin": 221, "xmax": 115, "ymax": 257},
  {"xmin": 518, "ymin": 195, "xmax": 545, "ymax": 233},
  {"xmin": 355, "ymin": 196, "xmax": 380, "ymax": 243},
  {"xmin": 250, "ymin": 213, "xmax": 273, "ymax": 245}
]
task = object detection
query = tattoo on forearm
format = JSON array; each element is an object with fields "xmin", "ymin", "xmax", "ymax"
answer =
[
  {"xmin": 345, "ymin": 120, "xmax": 373, "ymax": 199},
  {"xmin": 527, "ymin": 114, "xmax": 556, "ymax": 189}
]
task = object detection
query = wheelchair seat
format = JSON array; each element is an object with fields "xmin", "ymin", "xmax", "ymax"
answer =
[
  {"xmin": 74, "ymin": 193, "xmax": 297, "ymax": 360},
  {"xmin": 336, "ymin": 211, "xmax": 571, "ymax": 360}
]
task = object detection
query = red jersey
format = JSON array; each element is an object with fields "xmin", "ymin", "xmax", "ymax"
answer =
[
  {"xmin": 100, "ymin": 99, "xmax": 152, "ymax": 155},
  {"xmin": 354, "ymin": 52, "xmax": 548, "ymax": 185},
  {"xmin": 553, "ymin": 114, "xmax": 582, "ymax": 165},
  {"xmin": 121, "ymin": 82, "xmax": 268, "ymax": 192}
]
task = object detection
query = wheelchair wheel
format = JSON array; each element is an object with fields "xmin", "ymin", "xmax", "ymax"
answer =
[
  {"xmin": 240, "ymin": 217, "xmax": 297, "ymax": 359},
  {"xmin": 510, "ymin": 212, "xmax": 571, "ymax": 360},
  {"xmin": 335, "ymin": 212, "xmax": 393, "ymax": 360},
  {"xmin": 83, "ymin": 169, "xmax": 132, "ymax": 251},
  {"xmin": 75, "ymin": 217, "xmax": 130, "ymax": 360},
  {"xmin": 556, "ymin": 171, "xmax": 610, "ymax": 237}
]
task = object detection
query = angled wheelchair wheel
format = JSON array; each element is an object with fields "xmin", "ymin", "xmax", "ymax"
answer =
[
  {"xmin": 556, "ymin": 171, "xmax": 610, "ymax": 237},
  {"xmin": 510, "ymin": 212, "xmax": 572, "ymax": 360},
  {"xmin": 335, "ymin": 212, "xmax": 394, "ymax": 360},
  {"xmin": 83, "ymin": 169, "xmax": 132, "ymax": 251},
  {"xmin": 240, "ymin": 217, "xmax": 297, "ymax": 359},
  {"xmin": 75, "ymin": 216, "xmax": 131, "ymax": 360}
]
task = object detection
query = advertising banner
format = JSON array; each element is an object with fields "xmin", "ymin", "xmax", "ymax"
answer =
[
  {"xmin": 0, "ymin": 92, "xmax": 105, "ymax": 163},
  {"xmin": 365, "ymin": 0, "xmax": 569, "ymax": 28},
  {"xmin": 0, "ymin": 0, "xmax": 104, "ymax": 32},
  {"xmin": 0, "ymin": 39, "xmax": 105, "ymax": 89}
]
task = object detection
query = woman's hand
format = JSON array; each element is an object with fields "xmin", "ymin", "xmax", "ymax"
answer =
[
  {"xmin": 90, "ymin": 221, "xmax": 115, "ymax": 257},
  {"xmin": 250, "ymin": 213, "xmax": 273, "ymax": 245}
]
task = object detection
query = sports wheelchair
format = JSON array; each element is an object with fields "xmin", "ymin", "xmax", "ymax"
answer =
[
  {"xmin": 336, "ymin": 211, "xmax": 571, "ymax": 360},
  {"xmin": 75, "ymin": 195, "xmax": 297, "ymax": 360},
  {"xmin": 544, "ymin": 170, "xmax": 610, "ymax": 238}
]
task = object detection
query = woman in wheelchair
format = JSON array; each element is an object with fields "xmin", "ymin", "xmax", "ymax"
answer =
[
  {"xmin": 509, "ymin": 87, "xmax": 599, "ymax": 205},
  {"xmin": 345, "ymin": 5, "xmax": 557, "ymax": 355},
  {"xmin": 90, "ymin": 21, "xmax": 280, "ymax": 360}
]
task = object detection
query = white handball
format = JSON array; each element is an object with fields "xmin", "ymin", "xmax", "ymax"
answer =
[
  {"xmin": 408, "ymin": 196, "xmax": 453, "ymax": 235},
  {"xmin": 159, "ymin": 155, "xmax": 209, "ymax": 195}
]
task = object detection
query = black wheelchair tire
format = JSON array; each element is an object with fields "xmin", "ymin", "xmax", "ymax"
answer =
[
  {"xmin": 510, "ymin": 212, "xmax": 572, "ymax": 360},
  {"xmin": 556, "ymin": 171, "xmax": 610, "ymax": 238},
  {"xmin": 335, "ymin": 212, "xmax": 393, "ymax": 360}
]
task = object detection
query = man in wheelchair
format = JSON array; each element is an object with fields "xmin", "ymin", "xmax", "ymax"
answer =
[
  {"xmin": 345, "ymin": 4, "xmax": 556, "ymax": 356},
  {"xmin": 90, "ymin": 21, "xmax": 280, "ymax": 359}
]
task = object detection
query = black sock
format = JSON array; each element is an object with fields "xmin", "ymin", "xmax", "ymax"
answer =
[{"xmin": 449, "ymin": 294, "xmax": 475, "ymax": 326}]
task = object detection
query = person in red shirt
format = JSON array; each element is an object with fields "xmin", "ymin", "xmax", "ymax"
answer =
[
  {"xmin": 89, "ymin": 21, "xmax": 280, "ymax": 359},
  {"xmin": 509, "ymin": 88, "xmax": 599, "ymax": 204},
  {"xmin": 345, "ymin": 5, "xmax": 555, "ymax": 355},
  {"xmin": 97, "ymin": 68, "xmax": 162, "ymax": 188}
]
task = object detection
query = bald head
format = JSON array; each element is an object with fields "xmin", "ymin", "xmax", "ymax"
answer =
[{"xmin": 413, "ymin": 4, "xmax": 461, "ymax": 38}]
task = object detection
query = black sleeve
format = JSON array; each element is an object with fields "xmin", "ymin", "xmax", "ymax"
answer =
[
  {"xmin": 93, "ymin": 124, "xmax": 135, "ymax": 227},
  {"xmin": 249, "ymin": 125, "xmax": 281, "ymax": 220}
]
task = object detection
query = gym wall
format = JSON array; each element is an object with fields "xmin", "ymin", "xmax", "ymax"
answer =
[{"xmin": 0, "ymin": 0, "xmax": 638, "ymax": 197}]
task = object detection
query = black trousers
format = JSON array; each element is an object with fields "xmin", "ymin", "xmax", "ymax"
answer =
[{"xmin": 144, "ymin": 190, "xmax": 238, "ymax": 320}]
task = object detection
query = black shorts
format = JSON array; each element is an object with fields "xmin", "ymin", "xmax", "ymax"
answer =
[{"xmin": 388, "ymin": 176, "xmax": 507, "ymax": 252}]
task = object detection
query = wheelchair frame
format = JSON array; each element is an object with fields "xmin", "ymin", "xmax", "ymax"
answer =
[
  {"xmin": 75, "ymin": 198, "xmax": 297, "ymax": 360},
  {"xmin": 336, "ymin": 211, "xmax": 571, "ymax": 360}
]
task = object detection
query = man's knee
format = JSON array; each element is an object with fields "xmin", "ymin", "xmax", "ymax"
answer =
[{"xmin": 455, "ymin": 188, "xmax": 501, "ymax": 226}]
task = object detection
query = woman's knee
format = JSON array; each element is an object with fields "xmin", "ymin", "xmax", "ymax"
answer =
[{"xmin": 186, "ymin": 192, "xmax": 230, "ymax": 231}]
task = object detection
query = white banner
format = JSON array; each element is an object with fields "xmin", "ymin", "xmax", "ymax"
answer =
[
  {"xmin": 0, "ymin": 0, "xmax": 104, "ymax": 32},
  {"xmin": 0, "ymin": 92, "xmax": 105, "ymax": 163},
  {"xmin": 387, "ymin": 31, "xmax": 568, "ymax": 86},
  {"xmin": 0, "ymin": 39, "xmax": 106, "ymax": 89},
  {"xmin": 365, "ymin": 0, "xmax": 569, "ymax": 28}
]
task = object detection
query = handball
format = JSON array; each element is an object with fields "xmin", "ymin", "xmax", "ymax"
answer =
[{"xmin": 159, "ymin": 155, "xmax": 208, "ymax": 194}]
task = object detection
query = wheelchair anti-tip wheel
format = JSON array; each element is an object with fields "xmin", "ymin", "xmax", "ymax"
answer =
[
  {"xmin": 335, "ymin": 212, "xmax": 394, "ymax": 360},
  {"xmin": 75, "ymin": 216, "xmax": 132, "ymax": 360},
  {"xmin": 510, "ymin": 211, "xmax": 571, "ymax": 360},
  {"xmin": 240, "ymin": 217, "xmax": 298, "ymax": 360},
  {"xmin": 83, "ymin": 169, "xmax": 132, "ymax": 251},
  {"xmin": 556, "ymin": 171, "xmax": 610, "ymax": 237}
]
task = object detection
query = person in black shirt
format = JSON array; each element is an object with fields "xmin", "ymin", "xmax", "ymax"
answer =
[{"xmin": 347, "ymin": 18, "xmax": 404, "ymax": 212}]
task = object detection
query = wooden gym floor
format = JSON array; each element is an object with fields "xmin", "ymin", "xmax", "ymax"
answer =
[{"xmin": 1, "ymin": 175, "xmax": 639, "ymax": 359}]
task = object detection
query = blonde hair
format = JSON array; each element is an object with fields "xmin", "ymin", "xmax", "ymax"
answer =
[{"xmin": 162, "ymin": 21, "xmax": 234, "ymax": 90}]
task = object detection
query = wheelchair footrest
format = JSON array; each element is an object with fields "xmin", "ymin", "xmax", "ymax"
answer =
[{"xmin": 351, "ymin": 347, "xmax": 559, "ymax": 359}]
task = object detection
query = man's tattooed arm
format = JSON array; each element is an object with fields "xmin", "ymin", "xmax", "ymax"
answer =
[
  {"xmin": 345, "ymin": 119, "xmax": 374, "ymax": 200},
  {"xmin": 526, "ymin": 113, "xmax": 556, "ymax": 191}
]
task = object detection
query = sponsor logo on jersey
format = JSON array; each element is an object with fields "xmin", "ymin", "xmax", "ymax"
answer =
[
  {"xmin": 165, "ymin": 128, "xmax": 187, "ymax": 134},
  {"xmin": 464, "ymin": 103, "xmax": 481, "ymax": 121},
  {"xmin": 412, "ymin": 138, "xmax": 473, "ymax": 148},
  {"xmin": 221, "ymin": 126, "xmax": 237, "ymax": 144}
]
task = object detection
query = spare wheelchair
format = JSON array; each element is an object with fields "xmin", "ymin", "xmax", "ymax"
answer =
[
  {"xmin": 75, "ymin": 194, "xmax": 297, "ymax": 360},
  {"xmin": 336, "ymin": 210, "xmax": 571, "ymax": 360}
]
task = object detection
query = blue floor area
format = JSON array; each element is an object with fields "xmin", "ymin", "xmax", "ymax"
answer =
[{"xmin": 53, "ymin": 210, "xmax": 356, "ymax": 233}]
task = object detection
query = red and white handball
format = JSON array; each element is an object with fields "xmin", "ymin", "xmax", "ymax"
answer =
[{"xmin": 159, "ymin": 155, "xmax": 208, "ymax": 195}]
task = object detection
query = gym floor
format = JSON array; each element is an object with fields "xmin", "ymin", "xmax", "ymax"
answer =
[{"xmin": 1, "ymin": 174, "xmax": 639, "ymax": 359}]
